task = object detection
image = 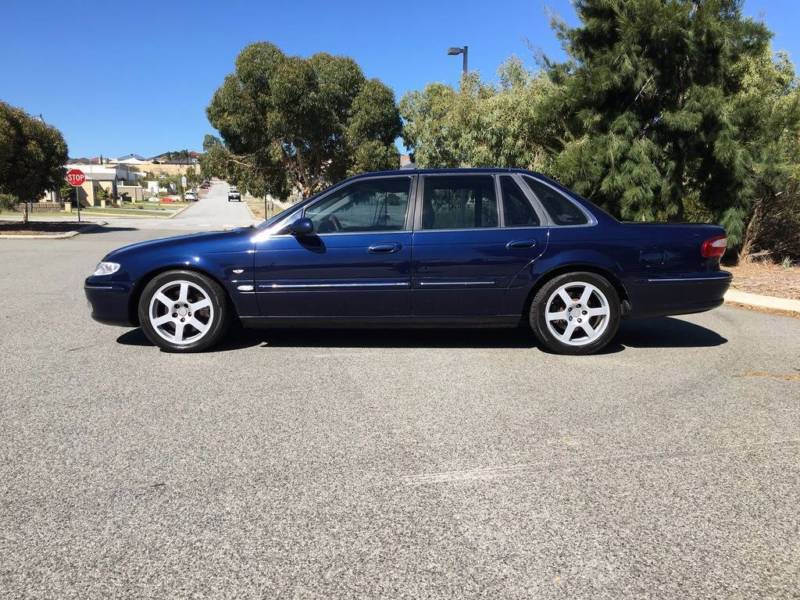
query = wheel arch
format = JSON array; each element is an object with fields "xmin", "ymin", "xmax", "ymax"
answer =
[
  {"xmin": 128, "ymin": 265, "xmax": 236, "ymax": 326},
  {"xmin": 521, "ymin": 263, "xmax": 631, "ymax": 322}
]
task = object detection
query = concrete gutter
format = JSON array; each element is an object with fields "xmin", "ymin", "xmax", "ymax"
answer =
[{"xmin": 725, "ymin": 288, "xmax": 800, "ymax": 317}]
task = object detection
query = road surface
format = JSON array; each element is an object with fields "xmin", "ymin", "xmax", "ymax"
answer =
[
  {"xmin": 1, "ymin": 181, "xmax": 259, "ymax": 231},
  {"xmin": 170, "ymin": 181, "xmax": 255, "ymax": 230},
  {"xmin": 1, "ymin": 226, "xmax": 798, "ymax": 599}
]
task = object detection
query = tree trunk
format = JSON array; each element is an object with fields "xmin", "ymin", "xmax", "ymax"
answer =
[
  {"xmin": 738, "ymin": 197, "xmax": 764, "ymax": 264},
  {"xmin": 22, "ymin": 200, "xmax": 29, "ymax": 225}
]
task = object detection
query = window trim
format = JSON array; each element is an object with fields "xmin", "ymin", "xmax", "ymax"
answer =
[
  {"xmin": 518, "ymin": 174, "xmax": 597, "ymax": 228},
  {"xmin": 498, "ymin": 174, "xmax": 547, "ymax": 229},
  {"xmin": 303, "ymin": 174, "xmax": 416, "ymax": 235},
  {"xmin": 414, "ymin": 173, "xmax": 502, "ymax": 232},
  {"xmin": 253, "ymin": 175, "xmax": 416, "ymax": 241}
]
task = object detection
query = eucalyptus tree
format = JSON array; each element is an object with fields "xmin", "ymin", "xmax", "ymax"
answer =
[{"xmin": 204, "ymin": 42, "xmax": 402, "ymax": 199}]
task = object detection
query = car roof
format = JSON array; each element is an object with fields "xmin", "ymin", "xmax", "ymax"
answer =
[{"xmin": 350, "ymin": 167, "xmax": 539, "ymax": 179}]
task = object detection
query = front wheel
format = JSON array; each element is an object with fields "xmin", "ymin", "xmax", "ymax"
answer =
[
  {"xmin": 138, "ymin": 270, "xmax": 231, "ymax": 352},
  {"xmin": 529, "ymin": 272, "xmax": 621, "ymax": 355}
]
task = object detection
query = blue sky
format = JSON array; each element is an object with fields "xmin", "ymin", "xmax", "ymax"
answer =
[{"xmin": 2, "ymin": 0, "xmax": 798, "ymax": 158}]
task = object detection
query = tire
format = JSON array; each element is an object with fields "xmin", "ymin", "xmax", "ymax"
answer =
[
  {"xmin": 138, "ymin": 270, "xmax": 231, "ymax": 352},
  {"xmin": 529, "ymin": 271, "xmax": 621, "ymax": 355}
]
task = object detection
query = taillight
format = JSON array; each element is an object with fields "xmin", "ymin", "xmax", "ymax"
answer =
[{"xmin": 701, "ymin": 235, "xmax": 727, "ymax": 258}]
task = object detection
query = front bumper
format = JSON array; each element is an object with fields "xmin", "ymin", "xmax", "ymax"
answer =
[
  {"xmin": 626, "ymin": 271, "xmax": 732, "ymax": 319},
  {"xmin": 84, "ymin": 278, "xmax": 135, "ymax": 326}
]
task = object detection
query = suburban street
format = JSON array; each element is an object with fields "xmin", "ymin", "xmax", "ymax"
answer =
[
  {"xmin": 1, "ymin": 196, "xmax": 799, "ymax": 598},
  {"xmin": 168, "ymin": 181, "xmax": 255, "ymax": 230},
  {"xmin": 95, "ymin": 181, "xmax": 256, "ymax": 231}
]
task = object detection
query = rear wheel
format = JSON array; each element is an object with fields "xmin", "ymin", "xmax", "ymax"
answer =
[
  {"xmin": 530, "ymin": 272, "xmax": 620, "ymax": 355},
  {"xmin": 138, "ymin": 270, "xmax": 230, "ymax": 352}
]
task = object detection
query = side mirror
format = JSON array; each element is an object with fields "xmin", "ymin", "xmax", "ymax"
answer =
[{"xmin": 289, "ymin": 217, "xmax": 314, "ymax": 236}]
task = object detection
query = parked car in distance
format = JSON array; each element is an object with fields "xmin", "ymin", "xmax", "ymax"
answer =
[
  {"xmin": 228, "ymin": 185, "xmax": 241, "ymax": 202},
  {"xmin": 85, "ymin": 168, "xmax": 731, "ymax": 355},
  {"xmin": 200, "ymin": 181, "xmax": 210, "ymax": 189},
  {"xmin": 184, "ymin": 191, "xmax": 198, "ymax": 202}
]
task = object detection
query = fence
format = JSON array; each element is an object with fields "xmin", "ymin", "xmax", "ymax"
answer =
[{"xmin": 15, "ymin": 202, "xmax": 62, "ymax": 213}]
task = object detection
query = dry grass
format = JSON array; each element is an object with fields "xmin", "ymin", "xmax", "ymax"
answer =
[
  {"xmin": 243, "ymin": 194, "xmax": 290, "ymax": 221},
  {"xmin": 728, "ymin": 260, "xmax": 800, "ymax": 300},
  {"xmin": 245, "ymin": 196, "xmax": 266, "ymax": 220}
]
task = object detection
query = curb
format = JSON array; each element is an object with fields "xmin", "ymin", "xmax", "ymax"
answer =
[
  {"xmin": 168, "ymin": 203, "xmax": 193, "ymax": 219},
  {"xmin": 244, "ymin": 200, "xmax": 258, "ymax": 222},
  {"xmin": 82, "ymin": 211, "xmax": 168, "ymax": 219},
  {"xmin": 0, "ymin": 230, "xmax": 81, "ymax": 239},
  {"xmin": 0, "ymin": 221, "xmax": 107, "ymax": 240},
  {"xmin": 725, "ymin": 288, "xmax": 800, "ymax": 317}
]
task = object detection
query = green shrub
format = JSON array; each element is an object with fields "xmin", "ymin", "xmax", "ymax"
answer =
[{"xmin": 0, "ymin": 193, "xmax": 19, "ymax": 211}]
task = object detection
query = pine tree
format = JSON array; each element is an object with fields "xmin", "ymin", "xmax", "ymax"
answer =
[{"xmin": 542, "ymin": 0, "xmax": 787, "ymax": 243}]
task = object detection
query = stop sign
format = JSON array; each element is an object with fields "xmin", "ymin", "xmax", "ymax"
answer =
[{"xmin": 66, "ymin": 168, "xmax": 86, "ymax": 187}]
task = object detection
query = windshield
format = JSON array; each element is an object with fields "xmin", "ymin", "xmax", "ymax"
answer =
[
  {"xmin": 255, "ymin": 189, "xmax": 327, "ymax": 230},
  {"xmin": 253, "ymin": 176, "xmax": 361, "ymax": 231}
]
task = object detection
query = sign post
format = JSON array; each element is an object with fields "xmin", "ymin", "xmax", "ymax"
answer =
[{"xmin": 66, "ymin": 168, "xmax": 86, "ymax": 223}]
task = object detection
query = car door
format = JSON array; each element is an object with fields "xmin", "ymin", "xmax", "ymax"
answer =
[
  {"xmin": 253, "ymin": 175, "xmax": 415, "ymax": 319},
  {"xmin": 411, "ymin": 173, "xmax": 548, "ymax": 317}
]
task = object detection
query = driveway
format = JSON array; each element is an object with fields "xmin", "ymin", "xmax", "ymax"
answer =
[{"xmin": 1, "ymin": 227, "xmax": 799, "ymax": 598}]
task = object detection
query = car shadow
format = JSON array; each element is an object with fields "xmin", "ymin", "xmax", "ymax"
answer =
[
  {"xmin": 116, "ymin": 316, "xmax": 726, "ymax": 353},
  {"xmin": 616, "ymin": 317, "xmax": 728, "ymax": 348}
]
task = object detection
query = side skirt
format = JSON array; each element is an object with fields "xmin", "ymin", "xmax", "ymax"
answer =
[{"xmin": 239, "ymin": 315, "xmax": 522, "ymax": 329}]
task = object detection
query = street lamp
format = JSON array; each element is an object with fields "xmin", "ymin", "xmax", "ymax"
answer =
[{"xmin": 447, "ymin": 46, "xmax": 468, "ymax": 75}]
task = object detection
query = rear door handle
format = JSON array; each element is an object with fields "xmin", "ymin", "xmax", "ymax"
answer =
[
  {"xmin": 368, "ymin": 243, "xmax": 401, "ymax": 254},
  {"xmin": 506, "ymin": 240, "xmax": 537, "ymax": 250}
]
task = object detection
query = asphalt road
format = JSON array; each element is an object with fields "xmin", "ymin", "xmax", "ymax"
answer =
[
  {"xmin": 1, "ymin": 224, "xmax": 799, "ymax": 598},
  {"xmin": 170, "ymin": 181, "xmax": 254, "ymax": 230},
  {"xmin": 3, "ymin": 181, "xmax": 258, "ymax": 231}
]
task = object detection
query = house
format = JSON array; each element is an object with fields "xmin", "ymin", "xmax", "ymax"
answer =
[
  {"xmin": 60, "ymin": 162, "xmax": 144, "ymax": 206},
  {"xmin": 113, "ymin": 154, "xmax": 149, "ymax": 165}
]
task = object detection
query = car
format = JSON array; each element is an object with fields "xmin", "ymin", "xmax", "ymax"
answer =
[
  {"xmin": 85, "ymin": 168, "xmax": 732, "ymax": 354},
  {"xmin": 228, "ymin": 186, "xmax": 241, "ymax": 202},
  {"xmin": 184, "ymin": 191, "xmax": 198, "ymax": 202}
]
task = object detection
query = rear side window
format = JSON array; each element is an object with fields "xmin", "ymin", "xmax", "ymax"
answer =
[
  {"xmin": 523, "ymin": 176, "xmax": 588, "ymax": 226},
  {"xmin": 421, "ymin": 176, "xmax": 498, "ymax": 230},
  {"xmin": 500, "ymin": 176, "xmax": 539, "ymax": 227}
]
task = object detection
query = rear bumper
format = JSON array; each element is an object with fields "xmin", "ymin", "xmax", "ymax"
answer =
[
  {"xmin": 84, "ymin": 279, "xmax": 134, "ymax": 326},
  {"xmin": 626, "ymin": 271, "xmax": 732, "ymax": 319}
]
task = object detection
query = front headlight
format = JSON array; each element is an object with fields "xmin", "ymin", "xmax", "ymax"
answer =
[{"xmin": 92, "ymin": 262, "xmax": 120, "ymax": 276}]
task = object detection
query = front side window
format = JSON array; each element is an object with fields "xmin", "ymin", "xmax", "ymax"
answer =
[
  {"xmin": 523, "ymin": 176, "xmax": 589, "ymax": 226},
  {"xmin": 501, "ymin": 176, "xmax": 539, "ymax": 227},
  {"xmin": 421, "ymin": 175, "xmax": 498, "ymax": 230},
  {"xmin": 305, "ymin": 177, "xmax": 411, "ymax": 233}
]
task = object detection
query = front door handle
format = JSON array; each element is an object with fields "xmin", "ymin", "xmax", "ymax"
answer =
[
  {"xmin": 506, "ymin": 240, "xmax": 537, "ymax": 250},
  {"xmin": 368, "ymin": 243, "xmax": 401, "ymax": 254}
]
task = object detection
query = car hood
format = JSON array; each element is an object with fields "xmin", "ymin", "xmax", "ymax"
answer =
[{"xmin": 104, "ymin": 228, "xmax": 253, "ymax": 260}]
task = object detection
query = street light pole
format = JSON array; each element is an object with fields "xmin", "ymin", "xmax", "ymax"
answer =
[{"xmin": 447, "ymin": 45, "xmax": 468, "ymax": 76}]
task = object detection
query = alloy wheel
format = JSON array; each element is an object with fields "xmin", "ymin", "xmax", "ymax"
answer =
[
  {"xmin": 544, "ymin": 281, "xmax": 611, "ymax": 346},
  {"xmin": 148, "ymin": 280, "xmax": 214, "ymax": 345}
]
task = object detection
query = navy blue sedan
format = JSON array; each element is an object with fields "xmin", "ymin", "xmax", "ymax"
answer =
[{"xmin": 85, "ymin": 169, "xmax": 731, "ymax": 355}]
